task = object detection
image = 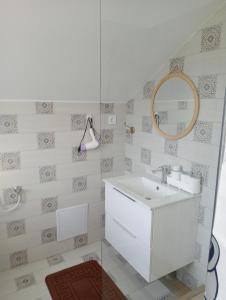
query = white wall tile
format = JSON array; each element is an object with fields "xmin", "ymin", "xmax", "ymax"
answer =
[
  {"xmin": 184, "ymin": 49, "xmax": 226, "ymax": 76},
  {"xmin": 21, "ymin": 149, "xmax": 72, "ymax": 168},
  {"xmin": 0, "ymin": 134, "xmax": 37, "ymax": 152},
  {"xmin": 0, "ymin": 102, "xmax": 35, "ymax": 114},
  {"xmin": 57, "ymin": 160, "xmax": 100, "ymax": 179},
  {"xmin": 0, "ymin": 231, "xmax": 41, "ymax": 255},
  {"xmin": 0, "ymin": 169, "xmax": 39, "ymax": 188},
  {"xmin": 0, "ymin": 101, "xmax": 125, "ymax": 270},
  {"xmin": 18, "ymin": 115, "xmax": 70, "ymax": 133}
]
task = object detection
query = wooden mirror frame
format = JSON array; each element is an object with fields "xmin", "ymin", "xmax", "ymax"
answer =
[{"xmin": 150, "ymin": 72, "xmax": 200, "ymax": 140}]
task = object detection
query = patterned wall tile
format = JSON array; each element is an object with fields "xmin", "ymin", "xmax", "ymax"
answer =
[
  {"xmin": 101, "ymin": 103, "xmax": 114, "ymax": 114},
  {"xmin": 72, "ymin": 176, "xmax": 87, "ymax": 193},
  {"xmin": 0, "ymin": 115, "xmax": 18, "ymax": 134},
  {"xmin": 47, "ymin": 254, "xmax": 64, "ymax": 266},
  {"xmin": 193, "ymin": 121, "xmax": 213, "ymax": 144},
  {"xmin": 10, "ymin": 250, "xmax": 28, "ymax": 268},
  {"xmin": 39, "ymin": 165, "xmax": 56, "ymax": 183},
  {"xmin": 158, "ymin": 111, "xmax": 168, "ymax": 124},
  {"xmin": 126, "ymin": 99, "xmax": 134, "ymax": 114},
  {"xmin": 177, "ymin": 101, "xmax": 188, "ymax": 110},
  {"xmin": 74, "ymin": 233, "xmax": 88, "ymax": 249},
  {"xmin": 201, "ymin": 24, "xmax": 222, "ymax": 52},
  {"xmin": 15, "ymin": 273, "xmax": 36, "ymax": 290},
  {"xmin": 7, "ymin": 219, "xmax": 25, "ymax": 238},
  {"xmin": 169, "ymin": 56, "xmax": 184, "ymax": 72},
  {"xmin": 101, "ymin": 129, "xmax": 114, "ymax": 144},
  {"xmin": 164, "ymin": 140, "xmax": 178, "ymax": 156},
  {"xmin": 41, "ymin": 227, "xmax": 57, "ymax": 244},
  {"xmin": 125, "ymin": 131, "xmax": 133, "ymax": 144},
  {"xmin": 3, "ymin": 188, "xmax": 18, "ymax": 205},
  {"xmin": 141, "ymin": 148, "xmax": 151, "ymax": 165},
  {"xmin": 36, "ymin": 102, "xmax": 53, "ymax": 114},
  {"xmin": 191, "ymin": 162, "xmax": 209, "ymax": 186},
  {"xmin": 1, "ymin": 152, "xmax": 20, "ymax": 170},
  {"xmin": 142, "ymin": 116, "xmax": 152, "ymax": 133},
  {"xmin": 177, "ymin": 122, "xmax": 186, "ymax": 134},
  {"xmin": 82, "ymin": 252, "xmax": 100, "ymax": 262},
  {"xmin": 198, "ymin": 75, "xmax": 217, "ymax": 98},
  {"xmin": 38, "ymin": 132, "xmax": 55, "ymax": 149},
  {"xmin": 71, "ymin": 114, "xmax": 86, "ymax": 130},
  {"xmin": 125, "ymin": 157, "xmax": 132, "ymax": 172},
  {"xmin": 72, "ymin": 147, "xmax": 87, "ymax": 162},
  {"xmin": 143, "ymin": 81, "xmax": 155, "ymax": 99},
  {"xmin": 42, "ymin": 197, "xmax": 58, "ymax": 214},
  {"xmin": 101, "ymin": 158, "xmax": 113, "ymax": 173}
]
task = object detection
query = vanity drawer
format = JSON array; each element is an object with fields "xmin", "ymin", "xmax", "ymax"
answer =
[
  {"xmin": 105, "ymin": 214, "xmax": 151, "ymax": 281},
  {"xmin": 105, "ymin": 184, "xmax": 152, "ymax": 245}
]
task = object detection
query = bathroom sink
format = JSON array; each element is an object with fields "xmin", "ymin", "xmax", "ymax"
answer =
[
  {"xmin": 103, "ymin": 175, "xmax": 192, "ymax": 209},
  {"xmin": 116, "ymin": 176, "xmax": 176, "ymax": 200}
]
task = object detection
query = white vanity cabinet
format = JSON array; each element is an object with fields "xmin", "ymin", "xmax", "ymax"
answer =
[{"xmin": 105, "ymin": 183, "xmax": 199, "ymax": 282}]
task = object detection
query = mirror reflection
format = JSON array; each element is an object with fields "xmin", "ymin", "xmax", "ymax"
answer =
[{"xmin": 153, "ymin": 76, "xmax": 195, "ymax": 136}]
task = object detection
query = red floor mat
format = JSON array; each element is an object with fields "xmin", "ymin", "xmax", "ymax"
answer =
[{"xmin": 45, "ymin": 260, "xmax": 127, "ymax": 300}]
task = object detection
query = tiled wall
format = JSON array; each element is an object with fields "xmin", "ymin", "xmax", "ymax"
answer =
[
  {"xmin": 0, "ymin": 101, "xmax": 125, "ymax": 272},
  {"xmin": 125, "ymin": 6, "xmax": 226, "ymax": 288}
]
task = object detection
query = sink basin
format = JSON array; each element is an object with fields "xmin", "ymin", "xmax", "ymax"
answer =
[
  {"xmin": 117, "ymin": 176, "xmax": 177, "ymax": 200},
  {"xmin": 103, "ymin": 175, "xmax": 192, "ymax": 209}
]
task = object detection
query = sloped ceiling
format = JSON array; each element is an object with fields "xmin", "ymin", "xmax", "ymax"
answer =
[
  {"xmin": 0, "ymin": 0, "xmax": 224, "ymax": 101},
  {"xmin": 101, "ymin": 0, "xmax": 226, "ymax": 102}
]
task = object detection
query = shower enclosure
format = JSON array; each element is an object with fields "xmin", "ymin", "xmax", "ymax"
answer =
[{"xmin": 100, "ymin": 1, "xmax": 226, "ymax": 299}]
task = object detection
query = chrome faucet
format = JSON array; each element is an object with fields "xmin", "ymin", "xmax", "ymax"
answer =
[{"xmin": 152, "ymin": 165, "xmax": 171, "ymax": 184}]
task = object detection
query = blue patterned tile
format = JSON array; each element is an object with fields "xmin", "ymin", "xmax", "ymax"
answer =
[
  {"xmin": 74, "ymin": 234, "xmax": 88, "ymax": 249},
  {"xmin": 1, "ymin": 152, "xmax": 20, "ymax": 170},
  {"xmin": 72, "ymin": 147, "xmax": 87, "ymax": 162},
  {"xmin": 71, "ymin": 114, "xmax": 86, "ymax": 130},
  {"xmin": 36, "ymin": 102, "xmax": 53, "ymax": 114},
  {"xmin": 41, "ymin": 227, "xmax": 57, "ymax": 244},
  {"xmin": 7, "ymin": 219, "xmax": 25, "ymax": 238},
  {"xmin": 193, "ymin": 121, "xmax": 213, "ymax": 144},
  {"xmin": 47, "ymin": 254, "xmax": 64, "ymax": 266},
  {"xmin": 169, "ymin": 56, "xmax": 184, "ymax": 72},
  {"xmin": 198, "ymin": 75, "xmax": 217, "ymax": 98},
  {"xmin": 39, "ymin": 165, "xmax": 56, "ymax": 183},
  {"xmin": 42, "ymin": 197, "xmax": 58, "ymax": 213},
  {"xmin": 101, "ymin": 103, "xmax": 114, "ymax": 114},
  {"xmin": 143, "ymin": 81, "xmax": 155, "ymax": 99},
  {"xmin": 164, "ymin": 140, "xmax": 178, "ymax": 156},
  {"xmin": 201, "ymin": 24, "xmax": 222, "ymax": 52},
  {"xmin": 10, "ymin": 250, "xmax": 28, "ymax": 268},
  {"xmin": 0, "ymin": 115, "xmax": 18, "ymax": 134},
  {"xmin": 72, "ymin": 176, "xmax": 87, "ymax": 192},
  {"xmin": 141, "ymin": 148, "xmax": 151, "ymax": 165},
  {"xmin": 15, "ymin": 273, "xmax": 36, "ymax": 290}
]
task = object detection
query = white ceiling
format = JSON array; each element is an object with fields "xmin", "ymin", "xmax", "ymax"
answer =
[
  {"xmin": 101, "ymin": 0, "xmax": 225, "ymax": 102},
  {"xmin": 0, "ymin": 0, "xmax": 224, "ymax": 102}
]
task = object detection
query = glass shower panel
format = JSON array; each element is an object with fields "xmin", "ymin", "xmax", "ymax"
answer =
[{"xmin": 100, "ymin": 1, "xmax": 226, "ymax": 299}]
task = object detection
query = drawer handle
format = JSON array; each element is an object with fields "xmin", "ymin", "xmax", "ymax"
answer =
[
  {"xmin": 113, "ymin": 188, "xmax": 136, "ymax": 202},
  {"xmin": 113, "ymin": 218, "xmax": 136, "ymax": 239}
]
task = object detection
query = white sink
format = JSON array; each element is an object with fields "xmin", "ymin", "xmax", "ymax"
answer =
[
  {"xmin": 103, "ymin": 175, "xmax": 192, "ymax": 209},
  {"xmin": 117, "ymin": 176, "xmax": 176, "ymax": 200}
]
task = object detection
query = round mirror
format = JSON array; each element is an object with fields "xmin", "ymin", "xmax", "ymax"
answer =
[{"xmin": 151, "ymin": 72, "xmax": 199, "ymax": 140}]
